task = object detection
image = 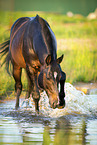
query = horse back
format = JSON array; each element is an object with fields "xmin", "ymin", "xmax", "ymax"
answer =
[{"xmin": 11, "ymin": 17, "xmax": 30, "ymax": 35}]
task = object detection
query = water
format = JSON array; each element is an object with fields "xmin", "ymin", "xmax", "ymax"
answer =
[{"xmin": 0, "ymin": 83, "xmax": 97, "ymax": 145}]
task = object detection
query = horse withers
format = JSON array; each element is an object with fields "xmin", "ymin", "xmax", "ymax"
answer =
[{"xmin": 0, "ymin": 15, "xmax": 66, "ymax": 112}]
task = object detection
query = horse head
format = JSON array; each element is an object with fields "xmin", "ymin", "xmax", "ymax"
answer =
[{"xmin": 38, "ymin": 54, "xmax": 64, "ymax": 109}]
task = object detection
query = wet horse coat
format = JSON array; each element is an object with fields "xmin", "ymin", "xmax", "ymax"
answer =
[{"xmin": 0, "ymin": 15, "xmax": 66, "ymax": 112}]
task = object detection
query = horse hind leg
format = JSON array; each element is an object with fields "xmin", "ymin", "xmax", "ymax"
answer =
[
  {"xmin": 21, "ymin": 74, "xmax": 33, "ymax": 108},
  {"xmin": 13, "ymin": 65, "xmax": 22, "ymax": 109},
  {"xmin": 25, "ymin": 73, "xmax": 32, "ymax": 99}
]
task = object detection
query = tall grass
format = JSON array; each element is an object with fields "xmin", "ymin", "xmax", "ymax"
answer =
[{"xmin": 57, "ymin": 39, "xmax": 97, "ymax": 83}]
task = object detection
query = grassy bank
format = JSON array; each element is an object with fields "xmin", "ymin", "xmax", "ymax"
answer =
[
  {"xmin": 0, "ymin": 11, "xmax": 97, "ymax": 95},
  {"xmin": 57, "ymin": 39, "xmax": 97, "ymax": 83}
]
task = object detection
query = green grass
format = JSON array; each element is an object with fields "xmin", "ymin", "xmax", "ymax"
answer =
[
  {"xmin": 0, "ymin": 11, "xmax": 97, "ymax": 95},
  {"xmin": 57, "ymin": 39, "xmax": 97, "ymax": 83}
]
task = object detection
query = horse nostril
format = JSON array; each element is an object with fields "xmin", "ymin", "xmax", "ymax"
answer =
[
  {"xmin": 51, "ymin": 101, "xmax": 58, "ymax": 109},
  {"xmin": 53, "ymin": 102, "xmax": 55, "ymax": 109}
]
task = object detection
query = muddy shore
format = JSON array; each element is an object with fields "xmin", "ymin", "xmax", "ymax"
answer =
[{"xmin": 73, "ymin": 82, "xmax": 97, "ymax": 94}]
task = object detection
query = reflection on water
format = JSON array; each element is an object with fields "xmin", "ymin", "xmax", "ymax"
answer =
[
  {"xmin": 0, "ymin": 115, "xmax": 97, "ymax": 145},
  {"xmin": 0, "ymin": 83, "xmax": 97, "ymax": 145}
]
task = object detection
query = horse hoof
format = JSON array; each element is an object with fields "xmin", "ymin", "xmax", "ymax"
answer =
[
  {"xmin": 35, "ymin": 110, "xmax": 39, "ymax": 115},
  {"xmin": 15, "ymin": 106, "xmax": 20, "ymax": 110}
]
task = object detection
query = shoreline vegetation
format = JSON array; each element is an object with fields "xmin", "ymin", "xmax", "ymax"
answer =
[{"xmin": 0, "ymin": 11, "xmax": 97, "ymax": 96}]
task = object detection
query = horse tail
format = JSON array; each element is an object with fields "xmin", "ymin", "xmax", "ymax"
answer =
[{"xmin": 0, "ymin": 40, "xmax": 11, "ymax": 75}]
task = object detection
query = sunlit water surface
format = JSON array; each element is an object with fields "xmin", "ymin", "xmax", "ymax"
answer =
[{"xmin": 0, "ymin": 83, "xmax": 97, "ymax": 145}]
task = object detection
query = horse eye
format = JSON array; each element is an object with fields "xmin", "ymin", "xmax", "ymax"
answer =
[{"xmin": 54, "ymin": 71, "xmax": 58, "ymax": 79}]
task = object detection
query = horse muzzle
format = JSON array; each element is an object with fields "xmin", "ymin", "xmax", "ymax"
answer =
[{"xmin": 49, "ymin": 95, "xmax": 59, "ymax": 109}]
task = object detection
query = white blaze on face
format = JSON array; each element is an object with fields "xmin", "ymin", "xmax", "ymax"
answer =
[{"xmin": 54, "ymin": 72, "xmax": 58, "ymax": 79}]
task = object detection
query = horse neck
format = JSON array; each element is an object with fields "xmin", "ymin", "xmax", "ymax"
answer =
[{"xmin": 33, "ymin": 32, "xmax": 50, "ymax": 64}]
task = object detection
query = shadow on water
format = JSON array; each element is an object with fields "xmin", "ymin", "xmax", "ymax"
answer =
[{"xmin": 0, "ymin": 83, "xmax": 97, "ymax": 145}]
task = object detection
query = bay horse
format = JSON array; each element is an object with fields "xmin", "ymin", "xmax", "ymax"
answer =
[{"xmin": 0, "ymin": 15, "xmax": 66, "ymax": 112}]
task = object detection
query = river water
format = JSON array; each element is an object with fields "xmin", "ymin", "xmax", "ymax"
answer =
[{"xmin": 0, "ymin": 83, "xmax": 97, "ymax": 145}]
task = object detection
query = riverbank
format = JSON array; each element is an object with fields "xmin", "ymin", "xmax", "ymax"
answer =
[{"xmin": 73, "ymin": 82, "xmax": 97, "ymax": 94}]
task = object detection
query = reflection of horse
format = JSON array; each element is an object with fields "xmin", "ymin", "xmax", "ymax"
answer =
[{"xmin": 0, "ymin": 15, "xmax": 66, "ymax": 112}]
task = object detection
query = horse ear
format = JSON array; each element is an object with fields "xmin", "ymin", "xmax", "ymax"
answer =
[
  {"xmin": 46, "ymin": 55, "xmax": 51, "ymax": 65},
  {"xmin": 57, "ymin": 54, "xmax": 64, "ymax": 64}
]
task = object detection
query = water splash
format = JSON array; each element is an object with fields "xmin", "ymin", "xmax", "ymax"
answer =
[{"xmin": 21, "ymin": 83, "xmax": 97, "ymax": 118}]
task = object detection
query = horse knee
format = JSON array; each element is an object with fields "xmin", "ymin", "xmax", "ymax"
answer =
[
  {"xmin": 32, "ymin": 91, "xmax": 40, "ymax": 100},
  {"xmin": 15, "ymin": 82, "xmax": 22, "ymax": 92}
]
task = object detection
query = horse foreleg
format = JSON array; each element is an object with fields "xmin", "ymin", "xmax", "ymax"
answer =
[
  {"xmin": 32, "ymin": 75, "xmax": 40, "ymax": 113},
  {"xmin": 59, "ymin": 71, "xmax": 66, "ymax": 108},
  {"xmin": 26, "ymin": 64, "xmax": 40, "ymax": 112},
  {"xmin": 13, "ymin": 65, "xmax": 22, "ymax": 109},
  {"xmin": 34, "ymin": 98, "xmax": 39, "ymax": 113}
]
